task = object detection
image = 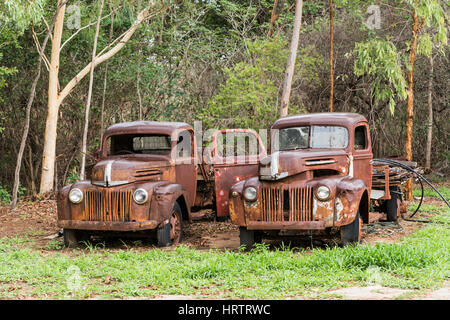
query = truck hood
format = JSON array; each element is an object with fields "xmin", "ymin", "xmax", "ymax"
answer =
[
  {"xmin": 259, "ymin": 149, "xmax": 350, "ymax": 180},
  {"xmin": 91, "ymin": 158, "xmax": 171, "ymax": 187}
]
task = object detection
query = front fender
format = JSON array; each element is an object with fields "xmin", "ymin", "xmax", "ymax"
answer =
[
  {"xmin": 57, "ymin": 184, "xmax": 72, "ymax": 220},
  {"xmin": 334, "ymin": 177, "xmax": 367, "ymax": 226},
  {"xmin": 151, "ymin": 183, "xmax": 191, "ymax": 226},
  {"xmin": 228, "ymin": 180, "xmax": 246, "ymax": 226}
]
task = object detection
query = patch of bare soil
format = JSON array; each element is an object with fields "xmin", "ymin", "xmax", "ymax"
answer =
[{"xmin": 0, "ymin": 200, "xmax": 59, "ymax": 245}]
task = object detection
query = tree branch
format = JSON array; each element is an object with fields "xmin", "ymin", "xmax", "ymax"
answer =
[{"xmin": 58, "ymin": 5, "xmax": 166, "ymax": 106}]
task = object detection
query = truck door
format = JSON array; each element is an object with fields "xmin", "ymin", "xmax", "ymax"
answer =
[
  {"xmin": 174, "ymin": 129, "xmax": 197, "ymax": 207},
  {"xmin": 210, "ymin": 129, "xmax": 267, "ymax": 218},
  {"xmin": 352, "ymin": 123, "xmax": 373, "ymax": 190}
]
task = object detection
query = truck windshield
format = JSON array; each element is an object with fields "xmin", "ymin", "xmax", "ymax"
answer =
[
  {"xmin": 106, "ymin": 134, "xmax": 171, "ymax": 155},
  {"xmin": 278, "ymin": 126, "xmax": 348, "ymax": 151}
]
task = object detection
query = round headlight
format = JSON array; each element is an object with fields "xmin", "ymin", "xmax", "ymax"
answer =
[
  {"xmin": 243, "ymin": 187, "xmax": 258, "ymax": 201},
  {"xmin": 133, "ymin": 188, "xmax": 148, "ymax": 204},
  {"xmin": 316, "ymin": 185, "xmax": 331, "ymax": 201},
  {"xmin": 69, "ymin": 188, "xmax": 83, "ymax": 204}
]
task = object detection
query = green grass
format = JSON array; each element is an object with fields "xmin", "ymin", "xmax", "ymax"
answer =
[
  {"xmin": 0, "ymin": 213, "xmax": 449, "ymax": 299},
  {"xmin": 413, "ymin": 185, "xmax": 450, "ymax": 201}
]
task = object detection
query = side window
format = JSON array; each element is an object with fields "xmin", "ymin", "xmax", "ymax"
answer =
[
  {"xmin": 177, "ymin": 130, "xmax": 192, "ymax": 158},
  {"xmin": 354, "ymin": 126, "xmax": 367, "ymax": 150}
]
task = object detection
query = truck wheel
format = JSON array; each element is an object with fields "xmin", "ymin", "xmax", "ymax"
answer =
[
  {"xmin": 157, "ymin": 202, "xmax": 183, "ymax": 247},
  {"xmin": 386, "ymin": 187, "xmax": 400, "ymax": 222},
  {"xmin": 239, "ymin": 227, "xmax": 261, "ymax": 251},
  {"xmin": 63, "ymin": 229, "xmax": 89, "ymax": 248},
  {"xmin": 340, "ymin": 210, "xmax": 362, "ymax": 246}
]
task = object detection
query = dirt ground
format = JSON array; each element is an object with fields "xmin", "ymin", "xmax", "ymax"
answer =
[{"xmin": 0, "ymin": 191, "xmax": 448, "ymax": 300}]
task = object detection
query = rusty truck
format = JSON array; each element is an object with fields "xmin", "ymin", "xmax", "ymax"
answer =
[
  {"xmin": 58, "ymin": 113, "xmax": 398, "ymax": 248},
  {"xmin": 227, "ymin": 113, "xmax": 400, "ymax": 248},
  {"xmin": 57, "ymin": 121, "xmax": 267, "ymax": 247}
]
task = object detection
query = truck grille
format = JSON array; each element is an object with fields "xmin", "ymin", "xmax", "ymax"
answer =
[
  {"xmin": 83, "ymin": 190, "xmax": 132, "ymax": 222},
  {"xmin": 260, "ymin": 186, "xmax": 313, "ymax": 222}
]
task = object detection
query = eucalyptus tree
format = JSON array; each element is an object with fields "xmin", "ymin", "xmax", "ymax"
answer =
[
  {"xmin": 347, "ymin": 0, "xmax": 447, "ymax": 198},
  {"xmin": 39, "ymin": 0, "xmax": 167, "ymax": 194}
]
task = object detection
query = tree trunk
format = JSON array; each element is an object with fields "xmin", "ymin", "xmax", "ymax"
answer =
[
  {"xmin": 329, "ymin": 0, "xmax": 334, "ymax": 112},
  {"xmin": 280, "ymin": 0, "xmax": 303, "ymax": 117},
  {"xmin": 425, "ymin": 54, "xmax": 433, "ymax": 171},
  {"xmin": 100, "ymin": 4, "xmax": 116, "ymax": 142},
  {"xmin": 404, "ymin": 7, "xmax": 419, "ymax": 201},
  {"xmin": 137, "ymin": 48, "xmax": 143, "ymax": 121},
  {"xmin": 39, "ymin": 5, "xmax": 154, "ymax": 194},
  {"xmin": 39, "ymin": 0, "xmax": 66, "ymax": 194},
  {"xmin": 80, "ymin": 0, "xmax": 105, "ymax": 181},
  {"xmin": 267, "ymin": 0, "xmax": 280, "ymax": 39},
  {"xmin": 404, "ymin": 3, "xmax": 426, "ymax": 200},
  {"xmin": 11, "ymin": 2, "xmax": 64, "ymax": 207}
]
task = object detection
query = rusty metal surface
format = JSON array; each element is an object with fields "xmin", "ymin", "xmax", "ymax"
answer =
[
  {"xmin": 83, "ymin": 189, "xmax": 134, "ymax": 222},
  {"xmin": 229, "ymin": 113, "xmax": 372, "ymax": 234},
  {"xmin": 271, "ymin": 113, "xmax": 367, "ymax": 131},
  {"xmin": 247, "ymin": 221, "xmax": 325, "ymax": 230},
  {"xmin": 259, "ymin": 186, "xmax": 313, "ymax": 222},
  {"xmin": 58, "ymin": 122, "xmax": 198, "ymax": 233},
  {"xmin": 371, "ymin": 165, "xmax": 391, "ymax": 200},
  {"xmin": 102, "ymin": 121, "xmax": 191, "ymax": 142},
  {"xmin": 58, "ymin": 219, "xmax": 158, "ymax": 231},
  {"xmin": 211, "ymin": 129, "xmax": 267, "ymax": 218}
]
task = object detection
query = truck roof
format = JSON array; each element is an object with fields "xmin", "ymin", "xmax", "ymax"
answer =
[
  {"xmin": 104, "ymin": 121, "xmax": 193, "ymax": 138},
  {"xmin": 271, "ymin": 112, "xmax": 367, "ymax": 129}
]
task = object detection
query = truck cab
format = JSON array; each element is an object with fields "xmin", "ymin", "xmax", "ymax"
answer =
[{"xmin": 228, "ymin": 113, "xmax": 373, "ymax": 248}]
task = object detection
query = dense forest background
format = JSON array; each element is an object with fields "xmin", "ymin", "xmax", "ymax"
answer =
[{"xmin": 0, "ymin": 0, "xmax": 448, "ymax": 200}]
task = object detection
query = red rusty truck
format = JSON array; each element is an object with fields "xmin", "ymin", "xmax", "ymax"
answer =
[
  {"xmin": 58, "ymin": 114, "xmax": 398, "ymax": 248},
  {"xmin": 57, "ymin": 121, "xmax": 267, "ymax": 247},
  {"xmin": 227, "ymin": 113, "xmax": 400, "ymax": 248}
]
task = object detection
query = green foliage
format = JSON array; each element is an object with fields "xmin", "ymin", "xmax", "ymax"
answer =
[
  {"xmin": 66, "ymin": 166, "xmax": 80, "ymax": 185},
  {"xmin": 203, "ymin": 37, "xmax": 322, "ymax": 130},
  {"xmin": 0, "ymin": 0, "xmax": 46, "ymax": 34},
  {"xmin": 349, "ymin": 0, "xmax": 448, "ymax": 115},
  {"xmin": 0, "ymin": 185, "xmax": 11, "ymax": 205},
  {"xmin": 0, "ymin": 53, "xmax": 17, "ymax": 89},
  {"xmin": 352, "ymin": 39, "xmax": 408, "ymax": 114},
  {"xmin": 413, "ymin": 186, "xmax": 450, "ymax": 200},
  {"xmin": 203, "ymin": 37, "xmax": 286, "ymax": 130},
  {"xmin": 0, "ymin": 0, "xmax": 46, "ymax": 90},
  {"xmin": 408, "ymin": 0, "xmax": 448, "ymax": 47}
]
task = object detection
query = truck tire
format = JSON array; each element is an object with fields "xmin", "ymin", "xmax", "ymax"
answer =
[
  {"xmin": 239, "ymin": 227, "xmax": 262, "ymax": 251},
  {"xmin": 340, "ymin": 210, "xmax": 362, "ymax": 246},
  {"xmin": 64, "ymin": 229, "xmax": 89, "ymax": 248},
  {"xmin": 157, "ymin": 202, "xmax": 183, "ymax": 247},
  {"xmin": 386, "ymin": 187, "xmax": 400, "ymax": 222}
]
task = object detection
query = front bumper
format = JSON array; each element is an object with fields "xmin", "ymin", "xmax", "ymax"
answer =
[{"xmin": 58, "ymin": 219, "xmax": 159, "ymax": 231}]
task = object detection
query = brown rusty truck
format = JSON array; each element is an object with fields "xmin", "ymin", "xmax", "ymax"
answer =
[
  {"xmin": 227, "ymin": 113, "xmax": 400, "ymax": 248},
  {"xmin": 57, "ymin": 121, "xmax": 267, "ymax": 247}
]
